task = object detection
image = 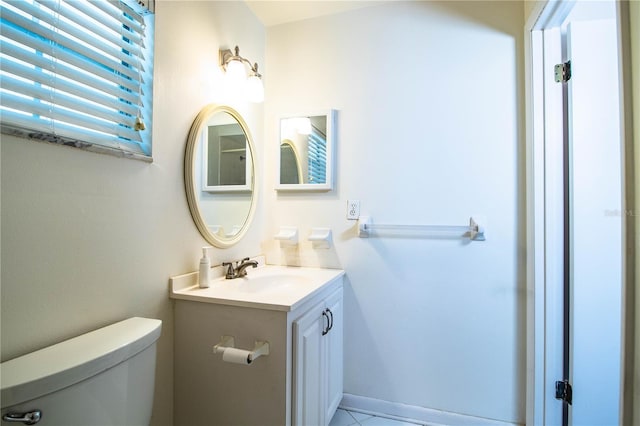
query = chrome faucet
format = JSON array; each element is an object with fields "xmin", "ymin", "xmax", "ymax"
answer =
[{"xmin": 222, "ymin": 257, "xmax": 259, "ymax": 279}]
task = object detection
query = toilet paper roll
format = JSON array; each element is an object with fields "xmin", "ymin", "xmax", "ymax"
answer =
[{"xmin": 222, "ymin": 347, "xmax": 252, "ymax": 365}]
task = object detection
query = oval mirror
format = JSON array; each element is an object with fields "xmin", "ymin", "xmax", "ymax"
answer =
[{"xmin": 184, "ymin": 104, "xmax": 256, "ymax": 248}]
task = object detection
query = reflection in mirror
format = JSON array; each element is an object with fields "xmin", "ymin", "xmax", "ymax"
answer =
[
  {"xmin": 280, "ymin": 141, "xmax": 301, "ymax": 184},
  {"xmin": 276, "ymin": 110, "xmax": 335, "ymax": 191},
  {"xmin": 203, "ymin": 115, "xmax": 251, "ymax": 192},
  {"xmin": 185, "ymin": 104, "xmax": 256, "ymax": 248}
]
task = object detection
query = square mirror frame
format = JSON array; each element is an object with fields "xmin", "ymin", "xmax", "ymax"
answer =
[
  {"xmin": 276, "ymin": 109, "xmax": 336, "ymax": 192},
  {"xmin": 202, "ymin": 123, "xmax": 252, "ymax": 193}
]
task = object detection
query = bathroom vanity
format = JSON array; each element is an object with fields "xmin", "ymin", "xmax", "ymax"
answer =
[{"xmin": 170, "ymin": 264, "xmax": 344, "ymax": 426}]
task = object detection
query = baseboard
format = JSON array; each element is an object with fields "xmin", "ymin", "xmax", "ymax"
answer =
[{"xmin": 339, "ymin": 393, "xmax": 522, "ymax": 426}]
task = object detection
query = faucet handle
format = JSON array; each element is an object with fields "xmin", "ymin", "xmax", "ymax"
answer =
[{"xmin": 222, "ymin": 262, "xmax": 235, "ymax": 279}]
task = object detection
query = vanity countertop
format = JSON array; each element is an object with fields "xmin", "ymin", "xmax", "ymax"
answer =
[{"xmin": 169, "ymin": 264, "xmax": 344, "ymax": 312}]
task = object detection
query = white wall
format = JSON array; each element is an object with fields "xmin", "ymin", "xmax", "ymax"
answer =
[
  {"xmin": 1, "ymin": 1, "xmax": 529, "ymax": 423},
  {"xmin": 263, "ymin": 2, "xmax": 525, "ymax": 423},
  {"xmin": 0, "ymin": 1, "xmax": 265, "ymax": 424}
]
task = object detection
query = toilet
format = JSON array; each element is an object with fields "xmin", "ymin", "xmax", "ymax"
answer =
[{"xmin": 1, "ymin": 317, "xmax": 161, "ymax": 425}]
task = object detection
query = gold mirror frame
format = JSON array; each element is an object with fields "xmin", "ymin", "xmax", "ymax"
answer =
[{"xmin": 184, "ymin": 104, "xmax": 257, "ymax": 248}]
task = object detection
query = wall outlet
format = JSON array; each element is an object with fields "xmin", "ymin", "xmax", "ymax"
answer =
[{"xmin": 347, "ymin": 200, "xmax": 360, "ymax": 220}]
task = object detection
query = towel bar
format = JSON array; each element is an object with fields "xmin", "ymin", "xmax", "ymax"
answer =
[{"xmin": 357, "ymin": 216, "xmax": 485, "ymax": 241}]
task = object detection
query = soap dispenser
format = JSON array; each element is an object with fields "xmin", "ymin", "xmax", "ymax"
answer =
[{"xmin": 198, "ymin": 247, "xmax": 211, "ymax": 288}]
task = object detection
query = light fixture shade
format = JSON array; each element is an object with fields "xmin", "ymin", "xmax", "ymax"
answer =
[
  {"xmin": 295, "ymin": 117, "xmax": 311, "ymax": 135},
  {"xmin": 220, "ymin": 46, "xmax": 265, "ymax": 102},
  {"xmin": 246, "ymin": 74, "xmax": 264, "ymax": 103},
  {"xmin": 226, "ymin": 59, "xmax": 246, "ymax": 86}
]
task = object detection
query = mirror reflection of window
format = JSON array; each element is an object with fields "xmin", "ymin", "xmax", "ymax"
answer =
[{"xmin": 307, "ymin": 121, "xmax": 326, "ymax": 184}]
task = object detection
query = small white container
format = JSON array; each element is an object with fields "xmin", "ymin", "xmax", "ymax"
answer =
[{"xmin": 198, "ymin": 247, "xmax": 211, "ymax": 288}]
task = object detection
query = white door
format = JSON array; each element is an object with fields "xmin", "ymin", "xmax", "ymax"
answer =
[{"xmin": 566, "ymin": 17, "xmax": 622, "ymax": 425}]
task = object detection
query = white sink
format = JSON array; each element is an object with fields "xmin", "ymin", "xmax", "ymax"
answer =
[
  {"xmin": 170, "ymin": 265, "xmax": 344, "ymax": 311},
  {"xmin": 233, "ymin": 273, "xmax": 312, "ymax": 294}
]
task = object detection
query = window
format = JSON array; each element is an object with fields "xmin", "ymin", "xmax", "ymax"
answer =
[{"xmin": 0, "ymin": 0, "xmax": 154, "ymax": 161}]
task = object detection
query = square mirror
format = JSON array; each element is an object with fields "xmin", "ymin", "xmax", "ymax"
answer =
[
  {"xmin": 202, "ymin": 119, "xmax": 252, "ymax": 192},
  {"xmin": 276, "ymin": 109, "xmax": 336, "ymax": 192}
]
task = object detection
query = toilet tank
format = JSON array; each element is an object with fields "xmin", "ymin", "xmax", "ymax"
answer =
[{"xmin": 1, "ymin": 317, "xmax": 162, "ymax": 426}]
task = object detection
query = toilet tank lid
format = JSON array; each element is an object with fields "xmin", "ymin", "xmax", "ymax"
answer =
[{"xmin": 1, "ymin": 317, "xmax": 162, "ymax": 408}]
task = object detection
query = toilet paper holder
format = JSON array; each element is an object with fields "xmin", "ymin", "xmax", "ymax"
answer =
[{"xmin": 213, "ymin": 335, "xmax": 270, "ymax": 364}]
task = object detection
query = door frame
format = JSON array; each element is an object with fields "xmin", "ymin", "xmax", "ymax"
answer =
[
  {"xmin": 524, "ymin": 1, "xmax": 634, "ymax": 424},
  {"xmin": 524, "ymin": 3, "xmax": 571, "ymax": 424}
]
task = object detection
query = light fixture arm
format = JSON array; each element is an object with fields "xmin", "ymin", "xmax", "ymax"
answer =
[{"xmin": 220, "ymin": 45, "xmax": 261, "ymax": 78}]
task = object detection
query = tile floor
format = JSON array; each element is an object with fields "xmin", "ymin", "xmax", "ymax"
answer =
[{"xmin": 330, "ymin": 408, "xmax": 422, "ymax": 426}]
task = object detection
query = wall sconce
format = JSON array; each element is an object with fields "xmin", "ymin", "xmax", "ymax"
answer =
[{"xmin": 219, "ymin": 45, "xmax": 264, "ymax": 103}]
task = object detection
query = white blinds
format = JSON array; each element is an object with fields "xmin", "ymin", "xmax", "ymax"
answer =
[
  {"xmin": 308, "ymin": 127, "xmax": 327, "ymax": 184},
  {"xmin": 0, "ymin": 0, "xmax": 154, "ymax": 160}
]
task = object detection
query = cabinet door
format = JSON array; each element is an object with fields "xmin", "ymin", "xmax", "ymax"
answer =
[
  {"xmin": 293, "ymin": 305, "xmax": 326, "ymax": 426},
  {"xmin": 324, "ymin": 288, "xmax": 343, "ymax": 421}
]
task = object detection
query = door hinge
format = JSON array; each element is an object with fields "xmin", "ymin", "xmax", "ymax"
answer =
[
  {"xmin": 555, "ymin": 380, "xmax": 573, "ymax": 404},
  {"xmin": 555, "ymin": 61, "xmax": 572, "ymax": 83}
]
